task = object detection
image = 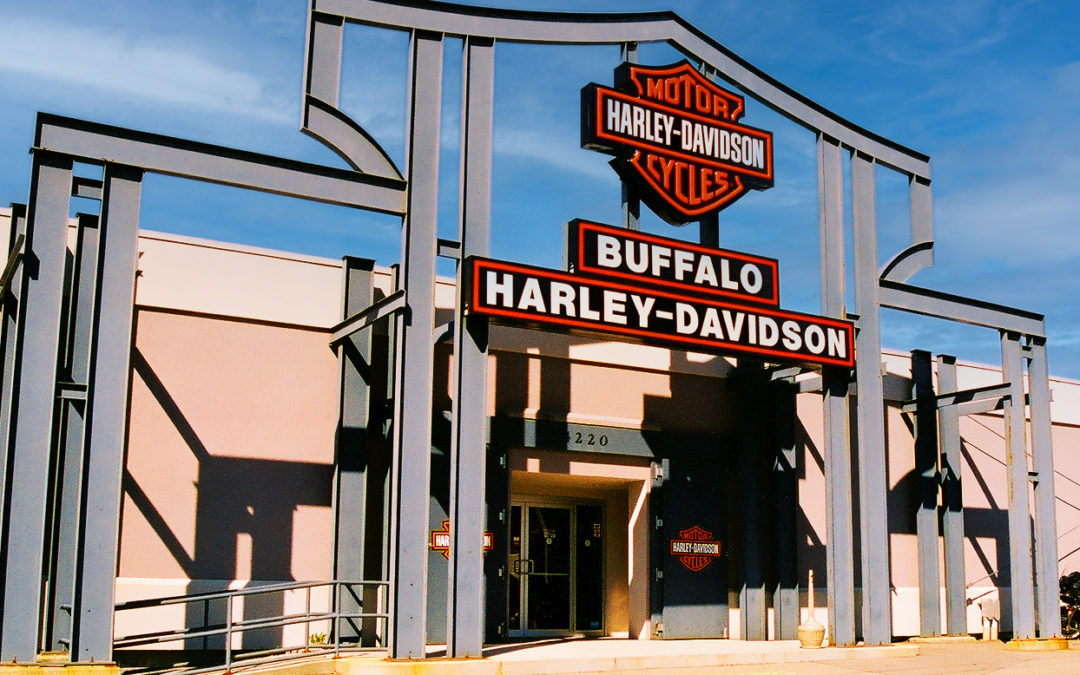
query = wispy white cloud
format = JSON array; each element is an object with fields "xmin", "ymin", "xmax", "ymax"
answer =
[
  {"xmin": 494, "ymin": 127, "xmax": 614, "ymax": 182},
  {"xmin": 0, "ymin": 16, "xmax": 292, "ymax": 123}
]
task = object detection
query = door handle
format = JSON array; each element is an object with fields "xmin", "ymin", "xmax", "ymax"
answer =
[{"xmin": 511, "ymin": 559, "xmax": 534, "ymax": 574}]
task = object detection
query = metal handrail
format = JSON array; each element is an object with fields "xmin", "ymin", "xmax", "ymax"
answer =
[{"xmin": 114, "ymin": 579, "xmax": 390, "ymax": 673}]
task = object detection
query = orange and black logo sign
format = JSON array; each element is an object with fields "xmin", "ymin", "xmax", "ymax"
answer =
[
  {"xmin": 669, "ymin": 525, "xmax": 723, "ymax": 572},
  {"xmin": 430, "ymin": 520, "xmax": 494, "ymax": 559},
  {"xmin": 582, "ymin": 61, "xmax": 773, "ymax": 224}
]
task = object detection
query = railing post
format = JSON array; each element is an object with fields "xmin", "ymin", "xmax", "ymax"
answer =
[
  {"xmin": 334, "ymin": 583, "xmax": 342, "ymax": 658},
  {"xmin": 225, "ymin": 596, "xmax": 233, "ymax": 672}
]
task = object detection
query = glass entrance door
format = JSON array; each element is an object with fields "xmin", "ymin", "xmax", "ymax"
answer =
[{"xmin": 508, "ymin": 500, "xmax": 604, "ymax": 637}]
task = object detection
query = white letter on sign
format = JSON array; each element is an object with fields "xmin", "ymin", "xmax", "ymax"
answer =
[
  {"xmin": 596, "ymin": 234, "xmax": 622, "ymax": 268},
  {"xmin": 486, "ymin": 271, "xmax": 514, "ymax": 308},
  {"xmin": 676, "ymin": 303, "xmax": 698, "ymax": 334}
]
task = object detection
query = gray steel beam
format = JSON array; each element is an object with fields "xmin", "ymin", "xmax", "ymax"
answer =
[
  {"xmin": 334, "ymin": 257, "xmax": 376, "ymax": 645},
  {"xmin": 900, "ymin": 383, "xmax": 1012, "ymax": 414},
  {"xmin": 1, "ymin": 153, "xmax": 72, "ymax": 662},
  {"xmin": 73, "ymin": 163, "xmax": 143, "ymax": 661},
  {"xmin": 1027, "ymin": 338, "xmax": 1060, "ymax": 637},
  {"xmin": 388, "ymin": 29, "xmax": 443, "ymax": 660},
  {"xmin": 880, "ymin": 280, "xmax": 1044, "ymax": 338},
  {"xmin": 817, "ymin": 135, "xmax": 855, "ymax": 646},
  {"xmin": 34, "ymin": 113, "xmax": 405, "ymax": 215},
  {"xmin": 1001, "ymin": 331, "xmax": 1035, "ymax": 639},
  {"xmin": 936, "ymin": 355, "xmax": 966, "ymax": 635},
  {"xmin": 910, "ymin": 350, "xmax": 941, "ymax": 636},
  {"xmin": 330, "ymin": 289, "xmax": 406, "ymax": 345},
  {"xmin": 772, "ymin": 378, "xmax": 799, "ymax": 641},
  {"xmin": 70, "ymin": 177, "xmax": 102, "ymax": 201},
  {"xmin": 315, "ymin": 0, "xmax": 931, "ymax": 177},
  {"xmin": 620, "ymin": 42, "xmax": 640, "ymax": 231},
  {"xmin": 956, "ymin": 397, "xmax": 1010, "ymax": 416},
  {"xmin": 47, "ymin": 213, "xmax": 99, "ymax": 652},
  {"xmin": 851, "ymin": 151, "xmax": 891, "ymax": 645},
  {"xmin": 0, "ymin": 204, "xmax": 28, "ymax": 606},
  {"xmin": 447, "ymin": 35, "xmax": 494, "ymax": 658}
]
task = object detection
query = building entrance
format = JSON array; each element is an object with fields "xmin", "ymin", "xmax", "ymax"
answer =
[{"xmin": 508, "ymin": 499, "xmax": 604, "ymax": 637}]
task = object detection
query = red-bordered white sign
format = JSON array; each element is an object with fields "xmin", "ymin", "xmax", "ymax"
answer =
[
  {"xmin": 465, "ymin": 256, "xmax": 854, "ymax": 368},
  {"xmin": 567, "ymin": 219, "xmax": 779, "ymax": 307}
]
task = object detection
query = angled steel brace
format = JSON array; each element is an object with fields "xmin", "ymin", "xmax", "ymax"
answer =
[
  {"xmin": 330, "ymin": 289, "xmax": 406, "ymax": 346},
  {"xmin": 0, "ymin": 233, "xmax": 25, "ymax": 298},
  {"xmin": 433, "ymin": 321, "xmax": 454, "ymax": 344},
  {"xmin": 879, "ymin": 241, "xmax": 934, "ymax": 283},
  {"xmin": 302, "ymin": 10, "xmax": 404, "ymax": 180},
  {"xmin": 900, "ymin": 382, "xmax": 1013, "ymax": 414},
  {"xmin": 304, "ymin": 95, "xmax": 405, "ymax": 180}
]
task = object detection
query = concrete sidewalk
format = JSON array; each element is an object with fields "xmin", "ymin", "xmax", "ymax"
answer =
[{"xmin": 232, "ymin": 637, "xmax": 1080, "ymax": 675}]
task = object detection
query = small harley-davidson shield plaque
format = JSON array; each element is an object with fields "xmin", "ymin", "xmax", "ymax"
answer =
[
  {"xmin": 669, "ymin": 524, "xmax": 723, "ymax": 572},
  {"xmin": 583, "ymin": 61, "xmax": 773, "ymax": 224}
]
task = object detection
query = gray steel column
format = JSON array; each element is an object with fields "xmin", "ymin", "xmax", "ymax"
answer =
[
  {"xmin": 817, "ymin": 135, "xmax": 855, "ymax": 646},
  {"xmin": 1026, "ymin": 337, "xmax": 1059, "ymax": 637},
  {"xmin": 1, "ymin": 152, "xmax": 72, "ymax": 662},
  {"xmin": 936, "ymin": 355, "xmax": 966, "ymax": 635},
  {"xmin": 74, "ymin": 163, "xmax": 143, "ymax": 661},
  {"xmin": 910, "ymin": 350, "xmax": 941, "ymax": 636},
  {"xmin": 1001, "ymin": 330, "xmax": 1034, "ymax": 639},
  {"xmin": 0, "ymin": 203, "xmax": 27, "ymax": 567},
  {"xmin": 306, "ymin": 11, "xmax": 343, "ymax": 105},
  {"xmin": 851, "ymin": 151, "xmax": 891, "ymax": 645},
  {"xmin": 620, "ymin": 42, "xmax": 639, "ymax": 231},
  {"xmin": 699, "ymin": 215, "xmax": 718, "ymax": 248},
  {"xmin": 447, "ymin": 35, "xmax": 494, "ymax": 658},
  {"xmin": 334, "ymin": 257, "xmax": 376, "ymax": 644},
  {"xmin": 772, "ymin": 378, "xmax": 799, "ymax": 640},
  {"xmin": 907, "ymin": 176, "xmax": 934, "ymax": 275},
  {"xmin": 47, "ymin": 213, "xmax": 100, "ymax": 652},
  {"xmin": 389, "ymin": 29, "xmax": 443, "ymax": 660},
  {"xmin": 738, "ymin": 364, "xmax": 767, "ymax": 641}
]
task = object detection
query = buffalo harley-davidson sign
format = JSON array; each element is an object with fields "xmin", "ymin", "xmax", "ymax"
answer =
[
  {"xmin": 465, "ymin": 220, "xmax": 855, "ymax": 368},
  {"xmin": 582, "ymin": 61, "xmax": 773, "ymax": 224}
]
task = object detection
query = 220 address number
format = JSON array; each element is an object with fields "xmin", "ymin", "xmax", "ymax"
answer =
[{"xmin": 572, "ymin": 431, "xmax": 609, "ymax": 447}]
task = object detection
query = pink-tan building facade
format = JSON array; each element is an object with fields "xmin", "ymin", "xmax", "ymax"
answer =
[{"xmin": 7, "ymin": 214, "xmax": 1067, "ymax": 647}]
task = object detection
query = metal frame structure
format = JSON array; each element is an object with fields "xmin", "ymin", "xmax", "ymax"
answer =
[
  {"xmin": 0, "ymin": 0, "xmax": 1061, "ymax": 666},
  {"xmin": 0, "ymin": 114, "xmax": 404, "ymax": 663},
  {"xmin": 300, "ymin": 0, "xmax": 1060, "ymax": 653}
]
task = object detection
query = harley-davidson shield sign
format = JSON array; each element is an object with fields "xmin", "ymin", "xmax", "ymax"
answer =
[
  {"xmin": 669, "ymin": 525, "xmax": 723, "ymax": 572},
  {"xmin": 582, "ymin": 61, "xmax": 774, "ymax": 224}
]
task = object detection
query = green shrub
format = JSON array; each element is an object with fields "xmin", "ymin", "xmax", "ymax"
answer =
[{"xmin": 1060, "ymin": 572, "xmax": 1080, "ymax": 637}]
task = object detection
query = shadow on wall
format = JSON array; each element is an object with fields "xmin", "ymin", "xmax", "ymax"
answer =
[{"xmin": 125, "ymin": 348, "xmax": 332, "ymax": 649}]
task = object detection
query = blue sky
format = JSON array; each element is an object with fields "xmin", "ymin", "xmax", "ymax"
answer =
[{"xmin": 1, "ymin": 0, "xmax": 1078, "ymax": 378}]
